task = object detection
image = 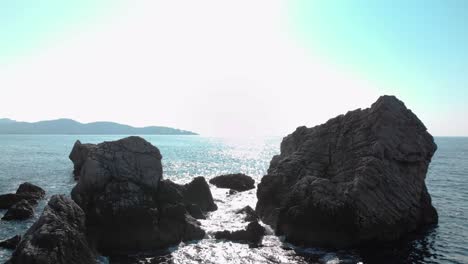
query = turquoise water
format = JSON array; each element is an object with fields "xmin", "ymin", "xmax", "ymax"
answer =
[{"xmin": 0, "ymin": 135, "xmax": 467, "ymax": 263}]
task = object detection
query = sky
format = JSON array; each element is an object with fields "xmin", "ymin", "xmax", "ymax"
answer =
[{"xmin": 0, "ymin": 0, "xmax": 467, "ymax": 136}]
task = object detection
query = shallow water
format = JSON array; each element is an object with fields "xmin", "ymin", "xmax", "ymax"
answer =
[{"xmin": 0, "ymin": 135, "xmax": 467, "ymax": 263}]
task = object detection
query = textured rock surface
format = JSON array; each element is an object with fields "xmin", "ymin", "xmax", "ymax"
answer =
[
  {"xmin": 209, "ymin": 173, "xmax": 255, "ymax": 192},
  {"xmin": 0, "ymin": 182, "xmax": 45, "ymax": 209},
  {"xmin": 0, "ymin": 235, "xmax": 21, "ymax": 250},
  {"xmin": 214, "ymin": 221, "xmax": 266, "ymax": 245},
  {"xmin": 256, "ymin": 96, "xmax": 438, "ymax": 247},
  {"xmin": 7, "ymin": 195, "xmax": 97, "ymax": 264},
  {"xmin": 2, "ymin": 200, "xmax": 34, "ymax": 220},
  {"xmin": 69, "ymin": 136, "xmax": 210, "ymax": 254}
]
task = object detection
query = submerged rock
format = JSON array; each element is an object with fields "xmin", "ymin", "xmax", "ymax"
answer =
[
  {"xmin": 209, "ymin": 173, "xmax": 255, "ymax": 192},
  {"xmin": 7, "ymin": 195, "xmax": 97, "ymax": 264},
  {"xmin": 2, "ymin": 200, "xmax": 34, "ymax": 221},
  {"xmin": 69, "ymin": 136, "xmax": 211, "ymax": 255},
  {"xmin": 0, "ymin": 182, "xmax": 45, "ymax": 209},
  {"xmin": 256, "ymin": 95, "xmax": 438, "ymax": 248},
  {"xmin": 235, "ymin": 206, "xmax": 258, "ymax": 222},
  {"xmin": 214, "ymin": 221, "xmax": 266, "ymax": 245},
  {"xmin": 0, "ymin": 235, "xmax": 21, "ymax": 250}
]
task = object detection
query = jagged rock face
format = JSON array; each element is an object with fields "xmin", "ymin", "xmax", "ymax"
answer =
[
  {"xmin": 69, "ymin": 136, "xmax": 209, "ymax": 254},
  {"xmin": 7, "ymin": 195, "xmax": 97, "ymax": 264},
  {"xmin": 256, "ymin": 96, "xmax": 438, "ymax": 247}
]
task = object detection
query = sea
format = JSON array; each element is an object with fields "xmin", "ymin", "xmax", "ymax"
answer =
[{"xmin": 0, "ymin": 135, "xmax": 467, "ymax": 264}]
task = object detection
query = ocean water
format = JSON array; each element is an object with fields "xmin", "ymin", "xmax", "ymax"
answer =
[{"xmin": 0, "ymin": 135, "xmax": 467, "ymax": 264}]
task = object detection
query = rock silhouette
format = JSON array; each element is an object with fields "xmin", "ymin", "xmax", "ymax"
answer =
[
  {"xmin": 209, "ymin": 173, "xmax": 255, "ymax": 192},
  {"xmin": 256, "ymin": 95, "xmax": 438, "ymax": 247},
  {"xmin": 214, "ymin": 221, "xmax": 266, "ymax": 245}
]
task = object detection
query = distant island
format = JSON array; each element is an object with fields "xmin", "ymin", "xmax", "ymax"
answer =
[{"xmin": 0, "ymin": 118, "xmax": 197, "ymax": 135}]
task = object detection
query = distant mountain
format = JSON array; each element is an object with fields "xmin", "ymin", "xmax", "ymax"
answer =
[{"xmin": 0, "ymin": 118, "xmax": 197, "ymax": 135}]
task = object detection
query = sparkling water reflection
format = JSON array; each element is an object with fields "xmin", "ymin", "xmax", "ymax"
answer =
[{"xmin": 0, "ymin": 135, "xmax": 467, "ymax": 263}]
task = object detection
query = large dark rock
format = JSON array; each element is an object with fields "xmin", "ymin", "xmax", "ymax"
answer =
[
  {"xmin": 0, "ymin": 194, "xmax": 23, "ymax": 209},
  {"xmin": 7, "ymin": 195, "xmax": 97, "ymax": 264},
  {"xmin": 256, "ymin": 96, "xmax": 438, "ymax": 248},
  {"xmin": 0, "ymin": 235, "xmax": 21, "ymax": 250},
  {"xmin": 2, "ymin": 200, "xmax": 34, "ymax": 220},
  {"xmin": 209, "ymin": 173, "xmax": 255, "ymax": 192},
  {"xmin": 214, "ymin": 221, "xmax": 266, "ymax": 245},
  {"xmin": 0, "ymin": 182, "xmax": 45, "ymax": 209},
  {"xmin": 69, "ymin": 136, "xmax": 209, "ymax": 255}
]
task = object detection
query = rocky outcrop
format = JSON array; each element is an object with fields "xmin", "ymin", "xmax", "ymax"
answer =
[
  {"xmin": 236, "ymin": 206, "xmax": 258, "ymax": 222},
  {"xmin": 7, "ymin": 195, "xmax": 97, "ymax": 264},
  {"xmin": 0, "ymin": 235, "xmax": 21, "ymax": 250},
  {"xmin": 2, "ymin": 200, "xmax": 34, "ymax": 220},
  {"xmin": 209, "ymin": 173, "xmax": 255, "ymax": 192},
  {"xmin": 0, "ymin": 182, "xmax": 45, "ymax": 221},
  {"xmin": 0, "ymin": 182, "xmax": 45, "ymax": 209},
  {"xmin": 157, "ymin": 177, "xmax": 217, "ymax": 220},
  {"xmin": 256, "ymin": 96, "xmax": 438, "ymax": 248},
  {"xmin": 69, "ymin": 136, "xmax": 213, "ymax": 255},
  {"xmin": 214, "ymin": 221, "xmax": 266, "ymax": 245}
]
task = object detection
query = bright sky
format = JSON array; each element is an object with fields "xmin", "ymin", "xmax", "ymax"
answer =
[{"xmin": 0, "ymin": 0, "xmax": 467, "ymax": 136}]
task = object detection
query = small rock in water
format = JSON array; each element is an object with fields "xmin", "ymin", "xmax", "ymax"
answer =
[
  {"xmin": 235, "ymin": 206, "xmax": 259, "ymax": 222},
  {"xmin": 214, "ymin": 221, "xmax": 266, "ymax": 245},
  {"xmin": 16, "ymin": 182, "xmax": 45, "ymax": 200},
  {"xmin": 0, "ymin": 235, "xmax": 21, "ymax": 250},
  {"xmin": 0, "ymin": 182, "xmax": 45, "ymax": 209},
  {"xmin": 209, "ymin": 173, "xmax": 255, "ymax": 192},
  {"xmin": 2, "ymin": 200, "xmax": 34, "ymax": 221},
  {"xmin": 182, "ymin": 176, "xmax": 218, "ymax": 212}
]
